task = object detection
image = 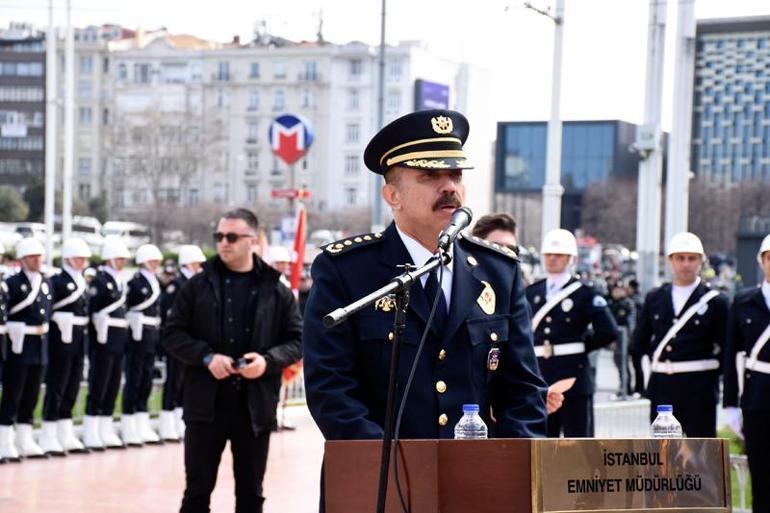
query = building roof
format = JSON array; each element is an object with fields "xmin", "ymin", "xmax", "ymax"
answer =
[{"xmin": 697, "ymin": 15, "xmax": 770, "ymax": 36}]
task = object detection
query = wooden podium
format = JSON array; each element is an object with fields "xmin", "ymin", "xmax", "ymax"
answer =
[{"xmin": 324, "ymin": 438, "xmax": 731, "ymax": 513}]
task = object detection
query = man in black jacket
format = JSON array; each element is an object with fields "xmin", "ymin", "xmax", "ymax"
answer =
[{"xmin": 163, "ymin": 208, "xmax": 303, "ymax": 513}]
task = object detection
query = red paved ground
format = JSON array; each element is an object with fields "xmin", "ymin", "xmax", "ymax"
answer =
[{"xmin": 0, "ymin": 406, "xmax": 324, "ymax": 513}]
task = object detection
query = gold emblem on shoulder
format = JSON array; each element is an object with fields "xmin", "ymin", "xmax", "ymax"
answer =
[
  {"xmin": 477, "ymin": 280, "xmax": 496, "ymax": 315},
  {"xmin": 375, "ymin": 295, "xmax": 396, "ymax": 312},
  {"xmin": 326, "ymin": 243, "xmax": 343, "ymax": 254},
  {"xmin": 431, "ymin": 116, "xmax": 453, "ymax": 134}
]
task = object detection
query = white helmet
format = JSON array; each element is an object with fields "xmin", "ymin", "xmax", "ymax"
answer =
[
  {"xmin": 178, "ymin": 244, "xmax": 206, "ymax": 266},
  {"xmin": 541, "ymin": 229, "xmax": 578, "ymax": 257},
  {"xmin": 135, "ymin": 244, "xmax": 163, "ymax": 265},
  {"xmin": 268, "ymin": 245, "xmax": 291, "ymax": 264},
  {"xmin": 101, "ymin": 236, "xmax": 131, "ymax": 261},
  {"xmin": 61, "ymin": 238, "xmax": 92, "ymax": 259},
  {"xmin": 757, "ymin": 234, "xmax": 770, "ymax": 264},
  {"xmin": 16, "ymin": 237, "xmax": 45, "ymax": 259},
  {"xmin": 667, "ymin": 232, "xmax": 705, "ymax": 257}
]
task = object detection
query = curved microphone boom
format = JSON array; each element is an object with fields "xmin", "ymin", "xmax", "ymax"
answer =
[{"xmin": 437, "ymin": 206, "xmax": 473, "ymax": 252}]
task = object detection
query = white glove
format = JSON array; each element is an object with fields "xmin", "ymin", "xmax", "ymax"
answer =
[{"xmin": 723, "ymin": 407, "xmax": 743, "ymax": 438}]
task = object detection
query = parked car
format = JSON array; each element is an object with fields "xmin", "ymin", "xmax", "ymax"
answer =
[{"xmin": 101, "ymin": 221, "xmax": 151, "ymax": 252}]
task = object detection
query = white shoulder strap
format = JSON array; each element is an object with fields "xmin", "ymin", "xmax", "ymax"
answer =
[
  {"xmin": 130, "ymin": 278, "xmax": 161, "ymax": 312},
  {"xmin": 651, "ymin": 289, "xmax": 720, "ymax": 364},
  {"xmin": 98, "ymin": 288, "xmax": 127, "ymax": 316},
  {"xmin": 531, "ymin": 281, "xmax": 583, "ymax": 331},
  {"xmin": 52, "ymin": 279, "xmax": 87, "ymax": 311},
  {"xmin": 747, "ymin": 322, "xmax": 770, "ymax": 364},
  {"xmin": 9, "ymin": 277, "xmax": 42, "ymax": 315}
]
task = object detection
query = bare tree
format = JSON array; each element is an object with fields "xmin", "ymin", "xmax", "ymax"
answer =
[{"xmin": 580, "ymin": 175, "xmax": 638, "ymax": 248}]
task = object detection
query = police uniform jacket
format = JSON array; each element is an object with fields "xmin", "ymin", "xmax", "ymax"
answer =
[
  {"xmin": 723, "ymin": 286, "xmax": 770, "ymax": 412},
  {"xmin": 634, "ymin": 281, "xmax": 728, "ymax": 407},
  {"xmin": 526, "ymin": 277, "xmax": 618, "ymax": 397},
  {"xmin": 88, "ymin": 269, "xmax": 129, "ymax": 353},
  {"xmin": 6, "ymin": 271, "xmax": 53, "ymax": 365},
  {"xmin": 49, "ymin": 268, "xmax": 89, "ymax": 354},
  {"xmin": 127, "ymin": 272, "xmax": 161, "ymax": 354},
  {"xmin": 0, "ymin": 280, "xmax": 8, "ymax": 361},
  {"xmin": 161, "ymin": 274, "xmax": 187, "ymax": 325},
  {"xmin": 303, "ymin": 223, "xmax": 548, "ymax": 441}
]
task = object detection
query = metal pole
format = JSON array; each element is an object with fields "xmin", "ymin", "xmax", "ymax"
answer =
[
  {"xmin": 372, "ymin": 0, "xmax": 386, "ymax": 231},
  {"xmin": 541, "ymin": 0, "xmax": 566, "ymax": 239},
  {"xmin": 44, "ymin": 0, "xmax": 57, "ymax": 266},
  {"xmin": 62, "ymin": 0, "xmax": 74, "ymax": 240},
  {"xmin": 635, "ymin": 0, "xmax": 668, "ymax": 294},
  {"xmin": 664, "ymin": 0, "xmax": 696, "ymax": 251}
]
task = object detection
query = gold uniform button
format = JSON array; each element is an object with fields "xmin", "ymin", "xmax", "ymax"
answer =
[
  {"xmin": 467, "ymin": 255, "xmax": 478, "ymax": 267},
  {"xmin": 436, "ymin": 381, "xmax": 447, "ymax": 394},
  {"xmin": 545, "ymin": 316, "xmax": 552, "ymax": 323},
  {"xmin": 438, "ymin": 414, "xmax": 448, "ymax": 426},
  {"xmin": 490, "ymin": 332, "xmax": 498, "ymax": 342},
  {"xmin": 544, "ymin": 327, "xmax": 551, "ymax": 335},
  {"xmin": 438, "ymin": 349, "xmax": 447, "ymax": 360},
  {"xmin": 387, "ymin": 332, "xmax": 394, "ymax": 341}
]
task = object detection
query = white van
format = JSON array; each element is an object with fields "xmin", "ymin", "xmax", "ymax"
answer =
[{"xmin": 101, "ymin": 221, "xmax": 151, "ymax": 251}]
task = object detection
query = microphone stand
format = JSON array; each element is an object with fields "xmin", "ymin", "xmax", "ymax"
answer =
[{"xmin": 323, "ymin": 250, "xmax": 452, "ymax": 513}]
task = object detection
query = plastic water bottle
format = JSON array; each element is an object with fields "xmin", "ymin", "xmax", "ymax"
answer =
[
  {"xmin": 453, "ymin": 404, "xmax": 488, "ymax": 439},
  {"xmin": 651, "ymin": 404, "xmax": 683, "ymax": 438}
]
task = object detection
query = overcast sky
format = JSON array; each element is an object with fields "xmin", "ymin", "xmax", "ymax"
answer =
[{"xmin": 3, "ymin": 0, "xmax": 769, "ymax": 126}]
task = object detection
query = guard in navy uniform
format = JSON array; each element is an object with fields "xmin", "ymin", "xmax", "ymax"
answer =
[
  {"xmin": 0, "ymin": 238, "xmax": 53, "ymax": 460},
  {"xmin": 85, "ymin": 236, "xmax": 132, "ymax": 450},
  {"xmin": 723, "ymin": 234, "xmax": 770, "ymax": 513},
  {"xmin": 304, "ymin": 110, "xmax": 547, "ymax": 447},
  {"xmin": 0, "ymin": 241, "xmax": 8, "ymax": 385},
  {"xmin": 526, "ymin": 229, "xmax": 618, "ymax": 438},
  {"xmin": 634, "ymin": 232, "xmax": 728, "ymax": 437},
  {"xmin": 122, "ymin": 244, "xmax": 164, "ymax": 446},
  {"xmin": 159, "ymin": 244, "xmax": 205, "ymax": 442},
  {"xmin": 39, "ymin": 238, "xmax": 92, "ymax": 456}
]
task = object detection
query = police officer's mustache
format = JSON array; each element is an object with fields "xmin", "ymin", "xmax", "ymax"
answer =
[{"xmin": 432, "ymin": 194, "xmax": 461, "ymax": 211}]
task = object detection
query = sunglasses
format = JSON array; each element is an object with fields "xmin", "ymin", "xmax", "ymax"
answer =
[{"xmin": 213, "ymin": 232, "xmax": 255, "ymax": 243}]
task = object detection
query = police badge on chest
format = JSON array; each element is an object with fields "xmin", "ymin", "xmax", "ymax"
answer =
[{"xmin": 487, "ymin": 345, "xmax": 500, "ymax": 371}]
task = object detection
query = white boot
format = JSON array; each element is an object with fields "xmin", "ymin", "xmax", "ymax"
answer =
[
  {"xmin": 135, "ymin": 412, "xmax": 160, "ymax": 444},
  {"xmin": 38, "ymin": 421, "xmax": 66, "ymax": 456},
  {"xmin": 99, "ymin": 416, "xmax": 125, "ymax": 449},
  {"xmin": 0, "ymin": 425, "xmax": 21, "ymax": 462},
  {"xmin": 16, "ymin": 424, "xmax": 46, "ymax": 458},
  {"xmin": 82, "ymin": 416, "xmax": 104, "ymax": 451},
  {"xmin": 159, "ymin": 410, "xmax": 180, "ymax": 442},
  {"xmin": 174, "ymin": 407, "xmax": 185, "ymax": 440},
  {"xmin": 57, "ymin": 419, "xmax": 87, "ymax": 453},
  {"xmin": 120, "ymin": 414, "xmax": 143, "ymax": 447}
]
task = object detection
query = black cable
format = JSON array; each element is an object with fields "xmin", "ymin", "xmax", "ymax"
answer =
[{"xmin": 392, "ymin": 249, "xmax": 447, "ymax": 513}]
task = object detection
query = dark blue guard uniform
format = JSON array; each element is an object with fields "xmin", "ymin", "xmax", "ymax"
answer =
[
  {"xmin": 161, "ymin": 272, "xmax": 188, "ymax": 413},
  {"xmin": 124, "ymin": 271, "xmax": 161, "ymax": 417},
  {"xmin": 723, "ymin": 285, "xmax": 770, "ymax": 513},
  {"xmin": 304, "ymin": 226, "xmax": 547, "ymax": 440},
  {"xmin": 526, "ymin": 277, "xmax": 618, "ymax": 437},
  {"xmin": 634, "ymin": 281, "xmax": 728, "ymax": 437}
]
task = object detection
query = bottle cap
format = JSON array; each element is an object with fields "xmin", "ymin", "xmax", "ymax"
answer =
[
  {"xmin": 462, "ymin": 404, "xmax": 479, "ymax": 413},
  {"xmin": 656, "ymin": 404, "xmax": 673, "ymax": 413}
]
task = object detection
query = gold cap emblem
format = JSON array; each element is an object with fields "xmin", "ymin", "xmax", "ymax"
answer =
[{"xmin": 431, "ymin": 116, "xmax": 453, "ymax": 134}]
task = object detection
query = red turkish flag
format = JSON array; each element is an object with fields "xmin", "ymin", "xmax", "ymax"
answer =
[{"xmin": 290, "ymin": 205, "xmax": 306, "ymax": 293}]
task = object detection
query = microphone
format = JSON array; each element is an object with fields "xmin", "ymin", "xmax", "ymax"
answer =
[{"xmin": 437, "ymin": 206, "xmax": 473, "ymax": 252}]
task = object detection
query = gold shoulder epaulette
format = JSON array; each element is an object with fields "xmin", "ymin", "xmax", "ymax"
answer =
[
  {"xmin": 459, "ymin": 234, "xmax": 518, "ymax": 260},
  {"xmin": 323, "ymin": 232, "xmax": 384, "ymax": 256}
]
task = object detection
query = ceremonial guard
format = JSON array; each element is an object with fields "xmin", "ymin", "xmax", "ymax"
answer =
[
  {"xmin": 159, "ymin": 244, "xmax": 205, "ymax": 442},
  {"xmin": 0, "ymin": 242, "xmax": 7, "ymax": 385},
  {"xmin": 634, "ymin": 232, "xmax": 728, "ymax": 437},
  {"xmin": 0, "ymin": 238, "xmax": 52, "ymax": 460},
  {"xmin": 723, "ymin": 234, "xmax": 770, "ymax": 513},
  {"xmin": 122, "ymin": 243, "xmax": 164, "ymax": 445},
  {"xmin": 526, "ymin": 229, "xmax": 618, "ymax": 437},
  {"xmin": 39, "ymin": 238, "xmax": 92, "ymax": 456},
  {"xmin": 304, "ymin": 109, "xmax": 547, "ymax": 443},
  {"xmin": 85, "ymin": 236, "xmax": 131, "ymax": 450}
]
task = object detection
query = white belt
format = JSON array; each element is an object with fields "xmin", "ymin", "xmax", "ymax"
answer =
[
  {"xmin": 0, "ymin": 325, "xmax": 5, "ymax": 335},
  {"xmin": 651, "ymin": 358, "xmax": 720, "ymax": 375},
  {"xmin": 139, "ymin": 315, "xmax": 161, "ymax": 327},
  {"xmin": 534, "ymin": 341, "xmax": 585, "ymax": 359},
  {"xmin": 70, "ymin": 316, "xmax": 89, "ymax": 326},
  {"xmin": 746, "ymin": 359, "xmax": 770, "ymax": 374},
  {"xmin": 19, "ymin": 323, "xmax": 49, "ymax": 335},
  {"xmin": 105, "ymin": 318, "xmax": 129, "ymax": 328}
]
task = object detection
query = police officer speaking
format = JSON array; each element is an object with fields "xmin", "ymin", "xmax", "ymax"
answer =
[
  {"xmin": 304, "ymin": 109, "xmax": 547, "ymax": 444},
  {"xmin": 526, "ymin": 229, "xmax": 618, "ymax": 437},
  {"xmin": 723, "ymin": 234, "xmax": 770, "ymax": 513},
  {"xmin": 634, "ymin": 232, "xmax": 728, "ymax": 437}
]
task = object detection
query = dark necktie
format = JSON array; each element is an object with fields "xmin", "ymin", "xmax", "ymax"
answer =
[{"xmin": 423, "ymin": 269, "xmax": 448, "ymax": 335}]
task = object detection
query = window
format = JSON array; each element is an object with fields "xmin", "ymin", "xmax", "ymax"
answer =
[
  {"xmin": 273, "ymin": 89, "xmax": 285, "ymax": 110},
  {"xmin": 78, "ymin": 79, "xmax": 93, "ymax": 98},
  {"xmin": 0, "ymin": 86, "xmax": 44, "ymax": 101},
  {"xmin": 117, "ymin": 63, "xmax": 127, "ymax": 80},
  {"xmin": 247, "ymin": 184, "xmax": 258, "ymax": 202},
  {"xmin": 188, "ymin": 188, "xmax": 199, "ymax": 206},
  {"xmin": 102, "ymin": 108, "xmax": 109, "ymax": 125},
  {"xmin": 345, "ymin": 187, "xmax": 357, "ymax": 205},
  {"xmin": 347, "ymin": 89, "xmax": 359, "ymax": 110},
  {"xmin": 217, "ymin": 88, "xmax": 228, "ymax": 108},
  {"xmin": 249, "ymin": 62, "xmax": 260, "ymax": 78},
  {"xmin": 247, "ymin": 152, "xmax": 259, "ymax": 172},
  {"xmin": 78, "ymin": 107, "xmax": 92, "ymax": 124},
  {"xmin": 79, "ymin": 55, "xmax": 93, "ymax": 74},
  {"xmin": 302, "ymin": 89, "xmax": 313, "ymax": 108},
  {"xmin": 217, "ymin": 61, "xmax": 230, "ymax": 81},
  {"xmin": 247, "ymin": 90, "xmax": 259, "ymax": 111},
  {"xmin": 247, "ymin": 120, "xmax": 259, "ymax": 142},
  {"xmin": 78, "ymin": 183, "xmax": 91, "ymax": 200},
  {"xmin": 134, "ymin": 63, "xmax": 151, "ymax": 84},
  {"xmin": 349, "ymin": 59, "xmax": 362, "ymax": 76},
  {"xmin": 303, "ymin": 61, "xmax": 318, "ymax": 80},
  {"xmin": 386, "ymin": 90, "xmax": 400, "ymax": 111},
  {"xmin": 345, "ymin": 123, "xmax": 360, "ymax": 143},
  {"xmin": 344, "ymin": 155, "xmax": 359, "ymax": 175},
  {"xmin": 102, "ymin": 57, "xmax": 109, "ymax": 74},
  {"xmin": 388, "ymin": 59, "xmax": 402, "ymax": 80},
  {"xmin": 78, "ymin": 158, "xmax": 92, "ymax": 176},
  {"xmin": 274, "ymin": 61, "xmax": 287, "ymax": 79}
]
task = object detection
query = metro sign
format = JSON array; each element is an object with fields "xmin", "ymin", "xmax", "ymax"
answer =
[{"xmin": 268, "ymin": 114, "xmax": 314, "ymax": 165}]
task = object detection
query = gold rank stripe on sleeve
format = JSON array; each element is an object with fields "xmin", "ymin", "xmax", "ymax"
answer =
[
  {"xmin": 458, "ymin": 234, "xmax": 519, "ymax": 260},
  {"xmin": 323, "ymin": 232, "xmax": 384, "ymax": 256}
]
